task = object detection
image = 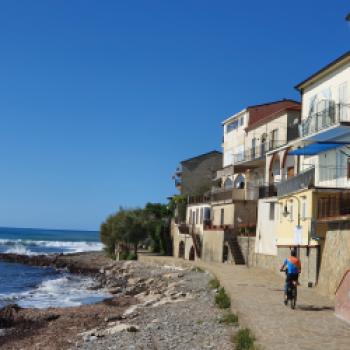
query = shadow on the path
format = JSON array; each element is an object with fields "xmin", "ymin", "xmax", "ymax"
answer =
[{"xmin": 297, "ymin": 304, "xmax": 334, "ymax": 312}]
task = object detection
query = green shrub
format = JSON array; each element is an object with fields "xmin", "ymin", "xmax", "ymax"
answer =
[
  {"xmin": 219, "ymin": 312, "xmax": 238, "ymax": 325},
  {"xmin": 215, "ymin": 287, "xmax": 231, "ymax": 309},
  {"xmin": 232, "ymin": 328, "xmax": 256, "ymax": 350},
  {"xmin": 208, "ymin": 278, "xmax": 220, "ymax": 289},
  {"xmin": 119, "ymin": 251, "xmax": 129, "ymax": 260},
  {"xmin": 127, "ymin": 252, "xmax": 137, "ymax": 260}
]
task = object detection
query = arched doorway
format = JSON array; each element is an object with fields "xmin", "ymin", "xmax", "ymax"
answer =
[
  {"xmin": 234, "ymin": 174, "xmax": 245, "ymax": 189},
  {"xmin": 281, "ymin": 148, "xmax": 295, "ymax": 180},
  {"xmin": 178, "ymin": 241, "xmax": 185, "ymax": 258},
  {"xmin": 222, "ymin": 244, "xmax": 229, "ymax": 262},
  {"xmin": 189, "ymin": 246, "xmax": 195, "ymax": 261}
]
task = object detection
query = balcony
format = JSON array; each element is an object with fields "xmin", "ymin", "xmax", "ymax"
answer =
[
  {"xmin": 276, "ymin": 167, "xmax": 315, "ymax": 197},
  {"xmin": 317, "ymin": 192, "xmax": 350, "ymax": 220},
  {"xmin": 211, "ymin": 188, "xmax": 246, "ymax": 202},
  {"xmin": 258, "ymin": 185, "xmax": 277, "ymax": 199},
  {"xmin": 233, "ymin": 139, "xmax": 287, "ymax": 166},
  {"xmin": 299, "ymin": 103, "xmax": 350, "ymax": 141}
]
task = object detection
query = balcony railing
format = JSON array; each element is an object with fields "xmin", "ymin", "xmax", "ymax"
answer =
[
  {"xmin": 258, "ymin": 185, "xmax": 277, "ymax": 199},
  {"xmin": 276, "ymin": 167, "xmax": 315, "ymax": 197},
  {"xmin": 233, "ymin": 139, "xmax": 287, "ymax": 164},
  {"xmin": 211, "ymin": 188, "xmax": 246, "ymax": 202},
  {"xmin": 317, "ymin": 192, "xmax": 350, "ymax": 220},
  {"xmin": 299, "ymin": 103, "xmax": 350, "ymax": 138}
]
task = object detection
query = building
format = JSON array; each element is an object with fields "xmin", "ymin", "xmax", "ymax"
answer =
[
  {"xmin": 255, "ymin": 51, "xmax": 350, "ymax": 291},
  {"xmin": 173, "ymin": 151, "xmax": 222, "ymax": 195}
]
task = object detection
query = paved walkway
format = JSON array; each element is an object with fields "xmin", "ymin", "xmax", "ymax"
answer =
[{"xmin": 139, "ymin": 255, "xmax": 350, "ymax": 350}]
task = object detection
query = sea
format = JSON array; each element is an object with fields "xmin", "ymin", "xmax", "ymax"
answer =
[{"xmin": 0, "ymin": 227, "xmax": 110, "ymax": 309}]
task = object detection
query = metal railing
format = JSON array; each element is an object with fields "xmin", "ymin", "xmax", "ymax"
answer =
[
  {"xmin": 299, "ymin": 103, "xmax": 350, "ymax": 138},
  {"xmin": 317, "ymin": 192, "xmax": 350, "ymax": 219},
  {"xmin": 276, "ymin": 167, "xmax": 315, "ymax": 197},
  {"xmin": 233, "ymin": 139, "xmax": 287, "ymax": 164}
]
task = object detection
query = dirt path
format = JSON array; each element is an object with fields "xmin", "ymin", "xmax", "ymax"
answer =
[{"xmin": 139, "ymin": 255, "xmax": 350, "ymax": 350}]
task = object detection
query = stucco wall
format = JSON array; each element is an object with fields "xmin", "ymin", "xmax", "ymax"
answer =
[
  {"xmin": 202, "ymin": 230, "xmax": 225, "ymax": 263},
  {"xmin": 301, "ymin": 60, "xmax": 350, "ymax": 120},
  {"xmin": 317, "ymin": 223, "xmax": 350, "ymax": 299},
  {"xmin": 255, "ymin": 198, "xmax": 278, "ymax": 255}
]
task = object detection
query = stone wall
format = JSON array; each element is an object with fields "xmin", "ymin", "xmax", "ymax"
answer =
[
  {"xmin": 317, "ymin": 223, "xmax": 350, "ymax": 299},
  {"xmin": 237, "ymin": 236, "xmax": 255, "ymax": 267},
  {"xmin": 277, "ymin": 246, "xmax": 319, "ymax": 287},
  {"xmin": 202, "ymin": 230, "xmax": 225, "ymax": 263},
  {"xmin": 252, "ymin": 253, "xmax": 278, "ymax": 272}
]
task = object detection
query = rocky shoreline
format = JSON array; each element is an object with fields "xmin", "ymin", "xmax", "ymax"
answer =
[{"xmin": 0, "ymin": 252, "xmax": 235, "ymax": 349}]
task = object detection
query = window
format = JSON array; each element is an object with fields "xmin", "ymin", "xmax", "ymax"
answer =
[
  {"xmin": 189, "ymin": 209, "xmax": 192, "ymax": 224},
  {"xmin": 192, "ymin": 211, "xmax": 195, "ymax": 225},
  {"xmin": 226, "ymin": 119, "xmax": 239, "ymax": 133},
  {"xmin": 269, "ymin": 203, "xmax": 275, "ymax": 221},
  {"xmin": 200, "ymin": 208, "xmax": 203, "ymax": 224},
  {"xmin": 220, "ymin": 208, "xmax": 225, "ymax": 226},
  {"xmin": 271, "ymin": 129, "xmax": 278, "ymax": 148},
  {"xmin": 239, "ymin": 116, "xmax": 244, "ymax": 126},
  {"xmin": 301, "ymin": 197, "xmax": 307, "ymax": 220},
  {"xmin": 347, "ymin": 158, "xmax": 350, "ymax": 179},
  {"xmin": 196, "ymin": 208, "xmax": 199, "ymax": 224}
]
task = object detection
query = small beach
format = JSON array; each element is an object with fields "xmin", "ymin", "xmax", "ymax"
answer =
[{"xmin": 0, "ymin": 251, "xmax": 235, "ymax": 350}]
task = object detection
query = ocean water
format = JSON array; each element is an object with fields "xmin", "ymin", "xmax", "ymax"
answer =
[{"xmin": 0, "ymin": 227, "xmax": 110, "ymax": 309}]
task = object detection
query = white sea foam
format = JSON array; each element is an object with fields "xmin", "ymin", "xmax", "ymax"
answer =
[
  {"xmin": 0, "ymin": 274, "xmax": 111, "ymax": 309},
  {"xmin": 4, "ymin": 244, "xmax": 38, "ymax": 256},
  {"xmin": 0, "ymin": 239, "xmax": 103, "ymax": 255}
]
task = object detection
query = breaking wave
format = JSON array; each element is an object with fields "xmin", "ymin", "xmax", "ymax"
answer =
[
  {"xmin": 0, "ymin": 239, "xmax": 103, "ymax": 255},
  {"xmin": 0, "ymin": 274, "xmax": 110, "ymax": 308}
]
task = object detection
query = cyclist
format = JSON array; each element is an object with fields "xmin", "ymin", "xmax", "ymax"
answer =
[{"xmin": 280, "ymin": 248, "xmax": 301, "ymax": 304}]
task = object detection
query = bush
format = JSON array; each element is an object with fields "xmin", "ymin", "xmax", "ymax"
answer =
[
  {"xmin": 232, "ymin": 328, "xmax": 256, "ymax": 350},
  {"xmin": 208, "ymin": 278, "xmax": 220, "ymax": 289},
  {"xmin": 127, "ymin": 252, "xmax": 137, "ymax": 260},
  {"xmin": 119, "ymin": 251, "xmax": 129, "ymax": 260},
  {"xmin": 219, "ymin": 312, "xmax": 238, "ymax": 325},
  {"xmin": 215, "ymin": 287, "xmax": 231, "ymax": 309}
]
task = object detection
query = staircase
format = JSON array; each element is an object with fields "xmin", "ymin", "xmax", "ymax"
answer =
[
  {"xmin": 227, "ymin": 235, "xmax": 245, "ymax": 265},
  {"xmin": 190, "ymin": 226, "xmax": 202, "ymax": 258}
]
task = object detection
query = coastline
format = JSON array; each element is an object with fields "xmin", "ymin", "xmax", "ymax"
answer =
[{"xmin": 0, "ymin": 252, "xmax": 235, "ymax": 350}]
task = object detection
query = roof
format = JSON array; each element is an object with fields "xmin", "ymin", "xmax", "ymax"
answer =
[
  {"xmin": 246, "ymin": 99, "xmax": 301, "ymax": 130},
  {"xmin": 180, "ymin": 150, "xmax": 222, "ymax": 164},
  {"xmin": 295, "ymin": 51, "xmax": 350, "ymax": 91}
]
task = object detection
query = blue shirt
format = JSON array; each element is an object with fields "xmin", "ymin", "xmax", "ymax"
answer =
[{"xmin": 284, "ymin": 256, "xmax": 301, "ymax": 274}]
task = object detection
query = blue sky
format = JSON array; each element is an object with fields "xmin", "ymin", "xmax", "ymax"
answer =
[{"xmin": 0, "ymin": 1, "xmax": 348, "ymax": 230}]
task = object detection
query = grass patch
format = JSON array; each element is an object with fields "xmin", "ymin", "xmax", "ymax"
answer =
[
  {"xmin": 219, "ymin": 312, "xmax": 238, "ymax": 325},
  {"xmin": 232, "ymin": 328, "xmax": 256, "ymax": 350},
  {"xmin": 208, "ymin": 278, "xmax": 220, "ymax": 289},
  {"xmin": 215, "ymin": 287, "xmax": 231, "ymax": 309}
]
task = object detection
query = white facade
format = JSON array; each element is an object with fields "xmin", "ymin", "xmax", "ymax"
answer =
[
  {"xmin": 186, "ymin": 204, "xmax": 211, "ymax": 231},
  {"xmin": 222, "ymin": 109, "xmax": 248, "ymax": 168},
  {"xmin": 255, "ymin": 198, "xmax": 278, "ymax": 255},
  {"xmin": 301, "ymin": 60, "xmax": 350, "ymax": 123}
]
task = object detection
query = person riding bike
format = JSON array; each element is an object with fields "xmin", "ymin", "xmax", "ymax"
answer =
[{"xmin": 280, "ymin": 248, "xmax": 301, "ymax": 304}]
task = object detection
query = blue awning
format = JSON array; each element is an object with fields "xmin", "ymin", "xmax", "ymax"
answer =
[{"xmin": 288, "ymin": 142, "xmax": 347, "ymax": 156}]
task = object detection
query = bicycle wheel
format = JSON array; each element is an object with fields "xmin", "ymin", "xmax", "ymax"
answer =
[{"xmin": 290, "ymin": 289, "xmax": 297, "ymax": 309}]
